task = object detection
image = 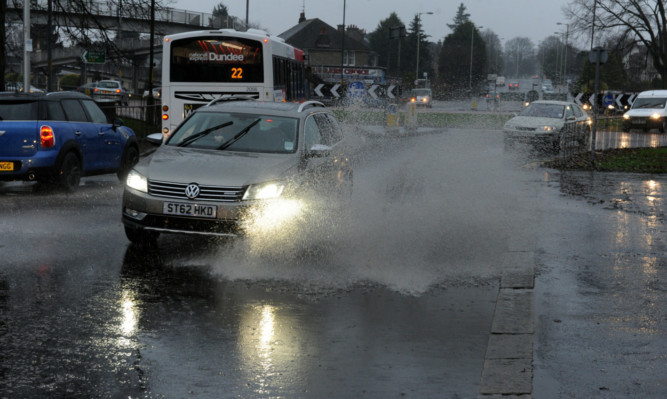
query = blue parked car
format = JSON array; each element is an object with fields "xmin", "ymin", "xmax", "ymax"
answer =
[{"xmin": 0, "ymin": 91, "xmax": 139, "ymax": 191}]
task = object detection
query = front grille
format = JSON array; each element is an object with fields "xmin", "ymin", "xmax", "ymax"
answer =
[
  {"xmin": 148, "ymin": 180, "xmax": 246, "ymax": 202},
  {"xmin": 516, "ymin": 126, "xmax": 537, "ymax": 131},
  {"xmin": 140, "ymin": 214, "xmax": 242, "ymax": 235}
]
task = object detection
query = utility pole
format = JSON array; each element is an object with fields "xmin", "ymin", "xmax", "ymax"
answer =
[{"xmin": 23, "ymin": 0, "xmax": 31, "ymax": 91}]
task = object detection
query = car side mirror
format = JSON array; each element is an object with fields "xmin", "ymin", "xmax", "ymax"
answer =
[
  {"xmin": 306, "ymin": 143, "xmax": 332, "ymax": 158},
  {"xmin": 112, "ymin": 118, "xmax": 124, "ymax": 129},
  {"xmin": 146, "ymin": 133, "xmax": 164, "ymax": 146}
]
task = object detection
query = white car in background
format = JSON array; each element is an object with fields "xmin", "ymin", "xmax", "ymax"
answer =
[{"xmin": 503, "ymin": 100, "xmax": 591, "ymax": 152}]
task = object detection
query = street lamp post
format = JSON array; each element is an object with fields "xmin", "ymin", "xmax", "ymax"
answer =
[
  {"xmin": 557, "ymin": 22, "xmax": 569, "ymax": 93},
  {"xmin": 415, "ymin": 11, "xmax": 433, "ymax": 82},
  {"xmin": 469, "ymin": 25, "xmax": 483, "ymax": 90}
]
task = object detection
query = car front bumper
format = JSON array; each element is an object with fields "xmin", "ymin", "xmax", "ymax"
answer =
[{"xmin": 122, "ymin": 187, "xmax": 308, "ymax": 237}]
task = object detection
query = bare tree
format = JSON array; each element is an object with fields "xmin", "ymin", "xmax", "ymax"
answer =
[{"xmin": 565, "ymin": 0, "xmax": 667, "ymax": 86}]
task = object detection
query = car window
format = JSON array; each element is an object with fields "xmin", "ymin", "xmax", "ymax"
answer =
[
  {"xmin": 44, "ymin": 101, "xmax": 66, "ymax": 121},
  {"xmin": 98, "ymin": 81, "xmax": 120, "ymax": 89},
  {"xmin": 564, "ymin": 106, "xmax": 574, "ymax": 119},
  {"xmin": 0, "ymin": 100, "xmax": 37, "ymax": 120},
  {"xmin": 168, "ymin": 111, "xmax": 298, "ymax": 154},
  {"xmin": 520, "ymin": 103, "xmax": 564, "ymax": 118},
  {"xmin": 572, "ymin": 105, "xmax": 583, "ymax": 118},
  {"xmin": 81, "ymin": 100, "xmax": 108, "ymax": 124},
  {"xmin": 304, "ymin": 115, "xmax": 322, "ymax": 149},
  {"xmin": 62, "ymin": 99, "xmax": 89, "ymax": 122},
  {"xmin": 317, "ymin": 113, "xmax": 343, "ymax": 145}
]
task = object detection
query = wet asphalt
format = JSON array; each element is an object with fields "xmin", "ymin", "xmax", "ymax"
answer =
[{"xmin": 0, "ymin": 124, "xmax": 665, "ymax": 398}]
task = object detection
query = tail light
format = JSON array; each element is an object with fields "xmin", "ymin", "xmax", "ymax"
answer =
[
  {"xmin": 40, "ymin": 125, "xmax": 55, "ymax": 148},
  {"xmin": 116, "ymin": 89, "xmax": 121, "ymax": 93}
]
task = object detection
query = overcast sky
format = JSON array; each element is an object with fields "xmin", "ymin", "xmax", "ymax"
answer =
[{"xmin": 173, "ymin": 0, "xmax": 582, "ymax": 49}]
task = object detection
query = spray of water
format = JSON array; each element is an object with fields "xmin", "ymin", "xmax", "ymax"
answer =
[{"xmin": 206, "ymin": 125, "xmax": 536, "ymax": 295}]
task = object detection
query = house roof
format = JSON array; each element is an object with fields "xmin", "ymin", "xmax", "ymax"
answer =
[{"xmin": 279, "ymin": 18, "xmax": 369, "ymax": 52}]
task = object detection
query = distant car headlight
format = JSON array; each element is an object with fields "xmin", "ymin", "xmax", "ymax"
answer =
[
  {"xmin": 623, "ymin": 114, "xmax": 630, "ymax": 120},
  {"xmin": 243, "ymin": 181, "xmax": 285, "ymax": 200},
  {"xmin": 540, "ymin": 125, "xmax": 557, "ymax": 132},
  {"xmin": 650, "ymin": 112, "xmax": 662, "ymax": 120},
  {"xmin": 126, "ymin": 170, "xmax": 147, "ymax": 192}
]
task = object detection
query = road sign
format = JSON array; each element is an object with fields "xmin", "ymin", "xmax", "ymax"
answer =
[
  {"xmin": 603, "ymin": 93, "xmax": 614, "ymax": 106},
  {"xmin": 330, "ymin": 84, "xmax": 341, "ymax": 98},
  {"xmin": 81, "ymin": 50, "xmax": 106, "ymax": 64},
  {"xmin": 387, "ymin": 85, "xmax": 396, "ymax": 99},
  {"xmin": 314, "ymin": 83, "xmax": 325, "ymax": 97},
  {"xmin": 368, "ymin": 85, "xmax": 379, "ymax": 99}
]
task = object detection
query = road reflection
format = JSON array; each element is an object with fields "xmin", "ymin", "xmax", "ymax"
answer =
[{"xmin": 594, "ymin": 130, "xmax": 667, "ymax": 150}]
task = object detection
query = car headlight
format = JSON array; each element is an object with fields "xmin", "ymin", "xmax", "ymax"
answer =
[
  {"xmin": 504, "ymin": 123, "xmax": 515, "ymax": 130},
  {"xmin": 126, "ymin": 170, "xmax": 147, "ymax": 192},
  {"xmin": 243, "ymin": 181, "xmax": 285, "ymax": 200},
  {"xmin": 650, "ymin": 112, "xmax": 662, "ymax": 120},
  {"xmin": 623, "ymin": 114, "xmax": 630, "ymax": 120},
  {"xmin": 540, "ymin": 125, "xmax": 557, "ymax": 132}
]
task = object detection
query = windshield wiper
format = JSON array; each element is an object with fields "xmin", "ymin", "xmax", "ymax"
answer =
[
  {"xmin": 217, "ymin": 118, "xmax": 261, "ymax": 150},
  {"xmin": 177, "ymin": 121, "xmax": 234, "ymax": 147}
]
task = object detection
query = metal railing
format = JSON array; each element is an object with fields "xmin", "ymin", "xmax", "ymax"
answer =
[{"xmin": 10, "ymin": 0, "xmax": 247, "ymax": 30}]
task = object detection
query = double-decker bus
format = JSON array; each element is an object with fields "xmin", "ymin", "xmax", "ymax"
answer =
[{"xmin": 160, "ymin": 29, "xmax": 308, "ymax": 135}]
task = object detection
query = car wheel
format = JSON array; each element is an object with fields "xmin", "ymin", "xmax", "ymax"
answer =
[
  {"xmin": 660, "ymin": 121, "xmax": 666, "ymax": 133},
  {"xmin": 579, "ymin": 126, "xmax": 591, "ymax": 148},
  {"xmin": 124, "ymin": 226, "xmax": 159, "ymax": 244},
  {"xmin": 622, "ymin": 124, "xmax": 630, "ymax": 133},
  {"xmin": 338, "ymin": 169, "xmax": 353, "ymax": 199},
  {"xmin": 57, "ymin": 152, "xmax": 82, "ymax": 191},
  {"xmin": 117, "ymin": 145, "xmax": 140, "ymax": 181}
]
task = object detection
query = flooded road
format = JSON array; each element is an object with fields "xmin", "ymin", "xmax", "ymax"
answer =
[{"xmin": 1, "ymin": 125, "xmax": 664, "ymax": 398}]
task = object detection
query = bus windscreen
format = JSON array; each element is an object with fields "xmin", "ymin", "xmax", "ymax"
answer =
[{"xmin": 170, "ymin": 37, "xmax": 264, "ymax": 83}]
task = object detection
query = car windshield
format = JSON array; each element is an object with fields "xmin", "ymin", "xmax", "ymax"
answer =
[
  {"xmin": 168, "ymin": 111, "xmax": 298, "ymax": 154},
  {"xmin": 631, "ymin": 97, "xmax": 667, "ymax": 109},
  {"xmin": 98, "ymin": 81, "xmax": 120, "ymax": 89},
  {"xmin": 519, "ymin": 103, "xmax": 565, "ymax": 119},
  {"xmin": 0, "ymin": 100, "xmax": 37, "ymax": 120},
  {"xmin": 412, "ymin": 89, "xmax": 431, "ymax": 96}
]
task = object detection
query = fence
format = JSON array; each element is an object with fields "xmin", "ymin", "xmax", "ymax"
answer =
[{"xmin": 99, "ymin": 103, "xmax": 162, "ymax": 138}]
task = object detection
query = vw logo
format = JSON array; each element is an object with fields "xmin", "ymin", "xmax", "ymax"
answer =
[{"xmin": 185, "ymin": 183, "xmax": 200, "ymax": 199}]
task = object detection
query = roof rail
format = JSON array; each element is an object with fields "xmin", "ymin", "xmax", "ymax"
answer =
[
  {"xmin": 206, "ymin": 95, "xmax": 256, "ymax": 107},
  {"xmin": 297, "ymin": 100, "xmax": 325, "ymax": 113}
]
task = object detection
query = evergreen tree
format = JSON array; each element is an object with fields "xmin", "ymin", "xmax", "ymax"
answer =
[
  {"xmin": 368, "ymin": 13, "xmax": 406, "ymax": 77},
  {"xmin": 438, "ymin": 21, "xmax": 486, "ymax": 96},
  {"xmin": 447, "ymin": 3, "xmax": 470, "ymax": 31}
]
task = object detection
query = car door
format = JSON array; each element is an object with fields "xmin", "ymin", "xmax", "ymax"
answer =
[
  {"xmin": 80, "ymin": 99, "xmax": 123, "ymax": 169},
  {"xmin": 61, "ymin": 98, "xmax": 104, "ymax": 171},
  {"xmin": 302, "ymin": 112, "xmax": 344, "ymax": 194}
]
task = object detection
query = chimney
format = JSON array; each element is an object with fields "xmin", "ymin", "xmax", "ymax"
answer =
[
  {"xmin": 299, "ymin": 12, "xmax": 306, "ymax": 23},
  {"xmin": 337, "ymin": 24, "xmax": 345, "ymax": 32}
]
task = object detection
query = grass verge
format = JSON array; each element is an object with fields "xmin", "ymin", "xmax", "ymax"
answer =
[{"xmin": 545, "ymin": 147, "xmax": 667, "ymax": 173}]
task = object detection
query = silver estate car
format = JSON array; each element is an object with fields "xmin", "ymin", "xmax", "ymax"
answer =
[
  {"xmin": 122, "ymin": 99, "xmax": 352, "ymax": 243},
  {"xmin": 503, "ymin": 100, "xmax": 591, "ymax": 152}
]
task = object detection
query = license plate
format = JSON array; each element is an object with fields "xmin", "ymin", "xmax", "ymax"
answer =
[
  {"xmin": 0, "ymin": 161, "xmax": 14, "ymax": 171},
  {"xmin": 101, "ymin": 90, "xmax": 113, "ymax": 94},
  {"xmin": 163, "ymin": 202, "xmax": 217, "ymax": 218},
  {"xmin": 634, "ymin": 119, "xmax": 646, "ymax": 124}
]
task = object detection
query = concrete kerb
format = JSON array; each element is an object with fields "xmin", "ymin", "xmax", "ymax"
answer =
[{"xmin": 479, "ymin": 251, "xmax": 536, "ymax": 398}]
